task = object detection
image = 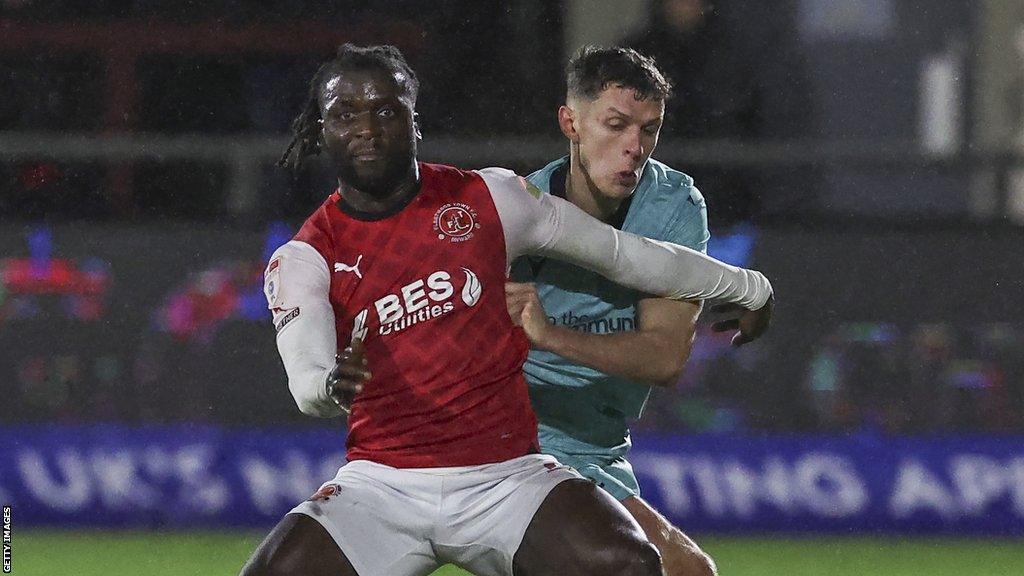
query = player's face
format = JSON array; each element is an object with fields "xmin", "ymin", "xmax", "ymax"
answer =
[
  {"xmin": 318, "ymin": 68, "xmax": 418, "ymax": 194},
  {"xmin": 571, "ymin": 85, "xmax": 664, "ymax": 199}
]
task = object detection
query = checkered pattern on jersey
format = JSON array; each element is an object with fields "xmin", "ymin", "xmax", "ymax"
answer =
[{"xmin": 295, "ymin": 163, "xmax": 537, "ymax": 468}]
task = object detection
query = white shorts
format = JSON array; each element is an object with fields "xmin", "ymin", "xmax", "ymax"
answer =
[{"xmin": 289, "ymin": 453, "xmax": 581, "ymax": 576}]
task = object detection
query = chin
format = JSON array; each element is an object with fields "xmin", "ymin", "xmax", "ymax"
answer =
[
  {"xmin": 352, "ymin": 166, "xmax": 389, "ymax": 185},
  {"xmin": 600, "ymin": 181, "xmax": 635, "ymax": 199},
  {"xmin": 339, "ymin": 159, "xmax": 404, "ymax": 192},
  {"xmin": 355, "ymin": 174, "xmax": 397, "ymax": 195}
]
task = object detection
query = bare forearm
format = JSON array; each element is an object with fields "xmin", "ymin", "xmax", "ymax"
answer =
[{"xmin": 537, "ymin": 325, "xmax": 693, "ymax": 387}]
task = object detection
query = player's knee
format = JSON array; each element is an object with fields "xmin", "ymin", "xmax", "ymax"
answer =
[
  {"xmin": 654, "ymin": 524, "xmax": 717, "ymax": 576},
  {"xmin": 238, "ymin": 544, "xmax": 302, "ymax": 576},
  {"xmin": 590, "ymin": 539, "xmax": 663, "ymax": 576},
  {"xmin": 661, "ymin": 543, "xmax": 717, "ymax": 576},
  {"xmin": 239, "ymin": 554, "xmax": 278, "ymax": 576},
  {"xmin": 238, "ymin": 553, "xmax": 269, "ymax": 576},
  {"xmin": 692, "ymin": 550, "xmax": 718, "ymax": 576},
  {"xmin": 700, "ymin": 551, "xmax": 719, "ymax": 576},
  {"xmin": 626, "ymin": 540, "xmax": 665, "ymax": 576}
]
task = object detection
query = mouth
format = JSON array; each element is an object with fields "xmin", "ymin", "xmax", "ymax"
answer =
[
  {"xmin": 615, "ymin": 170, "xmax": 639, "ymax": 187},
  {"xmin": 352, "ymin": 148, "xmax": 385, "ymax": 162}
]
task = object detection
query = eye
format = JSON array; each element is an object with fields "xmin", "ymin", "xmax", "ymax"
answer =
[
  {"xmin": 643, "ymin": 125, "xmax": 660, "ymax": 136},
  {"xmin": 379, "ymin": 107, "xmax": 396, "ymax": 118},
  {"xmin": 606, "ymin": 120, "xmax": 625, "ymax": 130}
]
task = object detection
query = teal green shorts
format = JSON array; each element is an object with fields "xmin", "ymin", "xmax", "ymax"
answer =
[{"xmin": 537, "ymin": 424, "xmax": 640, "ymax": 502}]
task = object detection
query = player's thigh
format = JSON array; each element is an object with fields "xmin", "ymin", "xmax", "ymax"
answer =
[
  {"xmin": 288, "ymin": 461, "xmax": 441, "ymax": 576},
  {"xmin": 512, "ymin": 478, "xmax": 662, "ymax": 576},
  {"xmin": 621, "ymin": 496, "xmax": 717, "ymax": 576},
  {"xmin": 239, "ymin": 512, "xmax": 358, "ymax": 576}
]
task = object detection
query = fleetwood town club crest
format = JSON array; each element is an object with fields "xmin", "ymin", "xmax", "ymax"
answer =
[
  {"xmin": 433, "ymin": 202, "xmax": 480, "ymax": 242},
  {"xmin": 309, "ymin": 482, "xmax": 342, "ymax": 502}
]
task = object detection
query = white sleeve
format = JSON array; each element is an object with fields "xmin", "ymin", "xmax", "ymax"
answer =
[
  {"xmin": 264, "ymin": 240, "xmax": 341, "ymax": 418},
  {"xmin": 478, "ymin": 167, "xmax": 772, "ymax": 309}
]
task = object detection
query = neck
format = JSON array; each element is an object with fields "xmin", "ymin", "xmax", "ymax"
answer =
[
  {"xmin": 338, "ymin": 161, "xmax": 420, "ymax": 215},
  {"xmin": 566, "ymin": 146, "xmax": 625, "ymax": 223}
]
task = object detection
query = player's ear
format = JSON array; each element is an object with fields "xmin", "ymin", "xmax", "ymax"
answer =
[
  {"xmin": 413, "ymin": 112, "xmax": 423, "ymax": 140},
  {"xmin": 558, "ymin": 105, "xmax": 579, "ymax": 143}
]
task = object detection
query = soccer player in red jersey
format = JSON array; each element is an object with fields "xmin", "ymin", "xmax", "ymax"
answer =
[{"xmin": 240, "ymin": 44, "xmax": 773, "ymax": 576}]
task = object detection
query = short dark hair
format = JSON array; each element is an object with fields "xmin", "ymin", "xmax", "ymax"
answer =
[
  {"xmin": 279, "ymin": 43, "xmax": 419, "ymax": 172},
  {"xmin": 566, "ymin": 46, "xmax": 672, "ymax": 103}
]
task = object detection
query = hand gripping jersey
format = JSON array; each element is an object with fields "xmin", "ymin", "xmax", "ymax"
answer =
[{"xmin": 265, "ymin": 163, "xmax": 772, "ymax": 468}]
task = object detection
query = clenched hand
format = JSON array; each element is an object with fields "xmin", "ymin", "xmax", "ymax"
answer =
[
  {"xmin": 326, "ymin": 338, "xmax": 372, "ymax": 412},
  {"xmin": 505, "ymin": 282, "xmax": 554, "ymax": 350},
  {"xmin": 710, "ymin": 294, "xmax": 774, "ymax": 347}
]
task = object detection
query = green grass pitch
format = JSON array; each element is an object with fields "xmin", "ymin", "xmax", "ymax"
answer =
[{"xmin": 9, "ymin": 530, "xmax": 1024, "ymax": 575}]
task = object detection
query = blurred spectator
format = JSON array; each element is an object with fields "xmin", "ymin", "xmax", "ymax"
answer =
[
  {"xmin": 639, "ymin": 320, "xmax": 1024, "ymax": 435},
  {"xmin": 625, "ymin": 0, "xmax": 812, "ymax": 226},
  {"xmin": 801, "ymin": 322, "xmax": 1024, "ymax": 434},
  {"xmin": 0, "ymin": 52, "xmax": 108, "ymax": 217},
  {"xmin": 0, "ymin": 55, "xmax": 103, "ymax": 131},
  {"xmin": 0, "ymin": 162, "xmax": 108, "ymax": 219},
  {"xmin": 628, "ymin": 0, "xmax": 754, "ymax": 139}
]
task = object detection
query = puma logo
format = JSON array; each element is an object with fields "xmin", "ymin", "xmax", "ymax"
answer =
[{"xmin": 334, "ymin": 255, "xmax": 363, "ymax": 279}]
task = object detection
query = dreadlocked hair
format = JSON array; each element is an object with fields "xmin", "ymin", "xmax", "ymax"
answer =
[{"xmin": 278, "ymin": 43, "xmax": 420, "ymax": 173}]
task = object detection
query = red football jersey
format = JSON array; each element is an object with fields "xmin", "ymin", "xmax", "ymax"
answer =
[{"xmin": 293, "ymin": 163, "xmax": 537, "ymax": 468}]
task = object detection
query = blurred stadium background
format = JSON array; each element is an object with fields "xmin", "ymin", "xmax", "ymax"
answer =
[{"xmin": 2, "ymin": 0, "xmax": 1024, "ymax": 574}]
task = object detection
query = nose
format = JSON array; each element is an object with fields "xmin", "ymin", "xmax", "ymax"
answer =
[
  {"xmin": 623, "ymin": 127, "xmax": 644, "ymax": 161},
  {"xmin": 354, "ymin": 112, "xmax": 381, "ymax": 140}
]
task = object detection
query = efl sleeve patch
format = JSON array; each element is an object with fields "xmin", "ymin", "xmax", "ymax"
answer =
[
  {"xmin": 264, "ymin": 257, "xmax": 282, "ymax": 308},
  {"xmin": 274, "ymin": 307, "xmax": 301, "ymax": 333}
]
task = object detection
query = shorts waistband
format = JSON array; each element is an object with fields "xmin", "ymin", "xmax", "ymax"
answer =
[{"xmin": 348, "ymin": 453, "xmax": 556, "ymax": 476}]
